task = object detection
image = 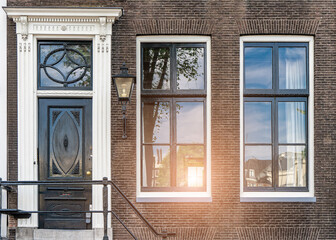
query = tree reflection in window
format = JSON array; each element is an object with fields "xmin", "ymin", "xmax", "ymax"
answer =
[
  {"xmin": 38, "ymin": 41, "xmax": 92, "ymax": 89},
  {"xmin": 141, "ymin": 43, "xmax": 206, "ymax": 191}
]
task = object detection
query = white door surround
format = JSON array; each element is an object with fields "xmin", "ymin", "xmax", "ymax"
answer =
[{"xmin": 4, "ymin": 7, "xmax": 122, "ymax": 230}]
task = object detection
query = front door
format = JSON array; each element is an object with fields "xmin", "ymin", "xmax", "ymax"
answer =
[{"xmin": 38, "ymin": 99, "xmax": 92, "ymax": 229}]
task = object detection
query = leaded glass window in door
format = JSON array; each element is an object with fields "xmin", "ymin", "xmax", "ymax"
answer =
[{"xmin": 38, "ymin": 41, "xmax": 92, "ymax": 89}]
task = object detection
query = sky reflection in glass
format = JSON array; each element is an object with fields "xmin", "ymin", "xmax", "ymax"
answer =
[
  {"xmin": 244, "ymin": 102, "xmax": 271, "ymax": 143},
  {"xmin": 176, "ymin": 102, "xmax": 204, "ymax": 144},
  {"xmin": 245, "ymin": 47, "xmax": 272, "ymax": 89}
]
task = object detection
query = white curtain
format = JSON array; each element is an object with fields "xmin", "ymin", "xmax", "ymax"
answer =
[{"xmin": 282, "ymin": 56, "xmax": 306, "ymax": 186}]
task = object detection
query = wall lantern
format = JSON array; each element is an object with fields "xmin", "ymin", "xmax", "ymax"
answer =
[{"xmin": 112, "ymin": 63, "xmax": 136, "ymax": 139}]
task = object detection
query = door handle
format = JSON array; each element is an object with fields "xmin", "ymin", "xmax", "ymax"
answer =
[{"xmin": 86, "ymin": 170, "xmax": 92, "ymax": 176}]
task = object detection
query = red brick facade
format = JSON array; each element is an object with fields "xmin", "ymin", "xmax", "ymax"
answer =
[{"xmin": 5, "ymin": 0, "xmax": 336, "ymax": 239}]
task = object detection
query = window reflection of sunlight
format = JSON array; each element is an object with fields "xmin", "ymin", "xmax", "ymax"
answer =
[{"xmin": 188, "ymin": 167, "xmax": 203, "ymax": 187}]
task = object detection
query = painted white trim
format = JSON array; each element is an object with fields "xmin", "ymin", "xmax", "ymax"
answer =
[
  {"xmin": 36, "ymin": 90, "xmax": 93, "ymax": 98},
  {"xmin": 5, "ymin": 7, "xmax": 122, "ymax": 229},
  {"xmin": 137, "ymin": 197, "xmax": 212, "ymax": 203},
  {"xmin": 136, "ymin": 35, "xmax": 212, "ymax": 202},
  {"xmin": 239, "ymin": 35, "xmax": 315, "ymax": 201},
  {"xmin": 0, "ymin": 0, "xmax": 7, "ymax": 238},
  {"xmin": 3, "ymin": 7, "xmax": 122, "ymax": 19},
  {"xmin": 240, "ymin": 197, "xmax": 316, "ymax": 202}
]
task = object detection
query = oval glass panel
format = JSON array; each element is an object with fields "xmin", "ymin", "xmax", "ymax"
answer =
[{"xmin": 52, "ymin": 112, "xmax": 80, "ymax": 174}]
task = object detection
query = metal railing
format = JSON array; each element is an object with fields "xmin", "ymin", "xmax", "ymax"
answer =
[{"xmin": 0, "ymin": 177, "xmax": 176, "ymax": 240}]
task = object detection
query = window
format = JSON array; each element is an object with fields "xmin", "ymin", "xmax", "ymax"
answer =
[
  {"xmin": 137, "ymin": 36, "xmax": 211, "ymax": 201},
  {"xmin": 240, "ymin": 36, "xmax": 315, "ymax": 202},
  {"xmin": 38, "ymin": 41, "xmax": 92, "ymax": 90}
]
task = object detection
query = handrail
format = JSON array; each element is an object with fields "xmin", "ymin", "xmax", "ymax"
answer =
[
  {"xmin": 109, "ymin": 180, "xmax": 176, "ymax": 239},
  {"xmin": 0, "ymin": 177, "xmax": 176, "ymax": 240}
]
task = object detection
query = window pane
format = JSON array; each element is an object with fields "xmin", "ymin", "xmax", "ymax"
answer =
[
  {"xmin": 142, "ymin": 146, "xmax": 170, "ymax": 187},
  {"xmin": 244, "ymin": 47, "xmax": 272, "ymax": 89},
  {"xmin": 142, "ymin": 102, "xmax": 170, "ymax": 144},
  {"xmin": 176, "ymin": 102, "xmax": 204, "ymax": 144},
  {"xmin": 177, "ymin": 47, "xmax": 204, "ymax": 90},
  {"xmin": 177, "ymin": 145, "xmax": 204, "ymax": 187},
  {"xmin": 278, "ymin": 146, "xmax": 306, "ymax": 187},
  {"xmin": 244, "ymin": 102, "xmax": 271, "ymax": 143},
  {"xmin": 39, "ymin": 43, "xmax": 92, "ymax": 88},
  {"xmin": 278, "ymin": 102, "xmax": 306, "ymax": 144},
  {"xmin": 245, "ymin": 146, "xmax": 272, "ymax": 187},
  {"xmin": 279, "ymin": 47, "xmax": 306, "ymax": 89},
  {"xmin": 142, "ymin": 47, "xmax": 170, "ymax": 90}
]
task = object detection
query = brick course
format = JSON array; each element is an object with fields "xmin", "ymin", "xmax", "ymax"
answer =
[{"xmin": 5, "ymin": 0, "xmax": 336, "ymax": 239}]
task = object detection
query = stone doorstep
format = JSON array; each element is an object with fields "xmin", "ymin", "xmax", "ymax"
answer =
[{"xmin": 16, "ymin": 228, "xmax": 112, "ymax": 240}]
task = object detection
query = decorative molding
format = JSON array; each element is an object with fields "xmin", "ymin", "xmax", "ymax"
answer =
[
  {"xmin": 36, "ymin": 90, "xmax": 93, "ymax": 98},
  {"xmin": 4, "ymin": 7, "xmax": 122, "ymax": 36},
  {"xmin": 99, "ymin": 17, "xmax": 107, "ymax": 41},
  {"xmin": 19, "ymin": 16, "xmax": 28, "ymax": 40},
  {"xmin": 4, "ymin": 7, "xmax": 122, "ymax": 21},
  {"xmin": 32, "ymin": 24, "xmax": 95, "ymax": 32},
  {"xmin": 236, "ymin": 228, "xmax": 320, "ymax": 240},
  {"xmin": 236, "ymin": 19, "xmax": 321, "ymax": 35},
  {"xmin": 133, "ymin": 19, "xmax": 215, "ymax": 35}
]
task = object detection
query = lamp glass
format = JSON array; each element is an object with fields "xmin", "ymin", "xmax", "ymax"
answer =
[{"xmin": 115, "ymin": 77, "xmax": 133, "ymax": 101}]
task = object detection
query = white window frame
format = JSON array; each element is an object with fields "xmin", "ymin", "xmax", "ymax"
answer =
[
  {"xmin": 136, "ymin": 36, "xmax": 212, "ymax": 202},
  {"xmin": 240, "ymin": 35, "xmax": 316, "ymax": 202},
  {"xmin": 4, "ymin": 7, "xmax": 122, "ymax": 231}
]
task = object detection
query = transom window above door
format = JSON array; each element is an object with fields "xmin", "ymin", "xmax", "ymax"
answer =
[{"xmin": 38, "ymin": 41, "xmax": 92, "ymax": 90}]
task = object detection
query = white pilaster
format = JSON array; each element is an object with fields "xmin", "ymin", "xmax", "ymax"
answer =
[
  {"xmin": 16, "ymin": 30, "xmax": 38, "ymax": 227},
  {"xmin": 0, "ymin": 0, "xmax": 7, "ymax": 237},
  {"xmin": 92, "ymin": 33, "xmax": 112, "ymax": 228}
]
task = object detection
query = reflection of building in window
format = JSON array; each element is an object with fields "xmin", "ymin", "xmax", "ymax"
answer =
[
  {"xmin": 245, "ymin": 158, "xmax": 272, "ymax": 187},
  {"xmin": 278, "ymin": 150, "xmax": 306, "ymax": 187},
  {"xmin": 243, "ymin": 42, "xmax": 309, "ymax": 191},
  {"xmin": 151, "ymin": 148, "xmax": 163, "ymax": 187}
]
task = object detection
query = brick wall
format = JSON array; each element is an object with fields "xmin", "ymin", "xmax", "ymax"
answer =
[{"xmin": 6, "ymin": 0, "xmax": 336, "ymax": 239}]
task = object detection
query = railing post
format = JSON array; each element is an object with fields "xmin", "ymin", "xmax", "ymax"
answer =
[
  {"xmin": 161, "ymin": 228, "xmax": 167, "ymax": 239},
  {"xmin": 103, "ymin": 177, "xmax": 108, "ymax": 240}
]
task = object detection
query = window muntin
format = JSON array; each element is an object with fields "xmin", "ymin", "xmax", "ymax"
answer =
[
  {"xmin": 141, "ymin": 43, "xmax": 206, "ymax": 192},
  {"xmin": 38, "ymin": 41, "xmax": 92, "ymax": 90},
  {"xmin": 243, "ymin": 42, "xmax": 309, "ymax": 192}
]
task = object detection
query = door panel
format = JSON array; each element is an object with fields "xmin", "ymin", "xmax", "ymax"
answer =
[{"xmin": 38, "ymin": 99, "xmax": 92, "ymax": 229}]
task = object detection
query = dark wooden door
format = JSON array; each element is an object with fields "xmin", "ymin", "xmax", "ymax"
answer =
[{"xmin": 38, "ymin": 99, "xmax": 92, "ymax": 229}]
